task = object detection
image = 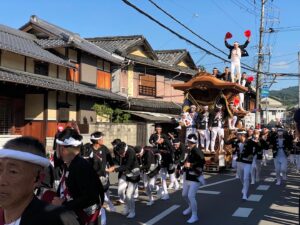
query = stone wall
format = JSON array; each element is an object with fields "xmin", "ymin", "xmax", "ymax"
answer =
[
  {"xmin": 89, "ymin": 123, "xmax": 137, "ymax": 147},
  {"xmin": 0, "ymin": 135, "xmax": 21, "ymax": 148},
  {"xmin": 45, "ymin": 123, "xmax": 138, "ymax": 151}
]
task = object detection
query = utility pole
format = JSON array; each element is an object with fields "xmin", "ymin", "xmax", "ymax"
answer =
[
  {"xmin": 298, "ymin": 51, "xmax": 300, "ymax": 108},
  {"xmin": 255, "ymin": 0, "xmax": 266, "ymax": 127}
]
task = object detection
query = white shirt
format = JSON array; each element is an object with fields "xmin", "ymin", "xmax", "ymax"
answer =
[
  {"xmin": 238, "ymin": 142, "xmax": 245, "ymax": 153},
  {"xmin": 277, "ymin": 138, "xmax": 285, "ymax": 158},
  {"xmin": 5, "ymin": 218, "xmax": 21, "ymax": 225},
  {"xmin": 231, "ymin": 48, "xmax": 241, "ymax": 62}
]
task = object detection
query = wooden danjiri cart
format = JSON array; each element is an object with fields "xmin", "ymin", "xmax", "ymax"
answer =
[{"xmin": 172, "ymin": 72, "xmax": 248, "ymax": 172}]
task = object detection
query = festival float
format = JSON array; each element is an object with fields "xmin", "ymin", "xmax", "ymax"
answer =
[{"xmin": 172, "ymin": 72, "xmax": 251, "ymax": 172}]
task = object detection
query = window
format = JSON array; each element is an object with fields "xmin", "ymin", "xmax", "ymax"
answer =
[
  {"xmin": 96, "ymin": 60, "xmax": 111, "ymax": 89},
  {"xmin": 34, "ymin": 61, "xmax": 49, "ymax": 76},
  {"xmin": 97, "ymin": 70, "xmax": 111, "ymax": 89},
  {"xmin": 139, "ymin": 74, "xmax": 156, "ymax": 96},
  {"xmin": 272, "ymin": 111, "xmax": 276, "ymax": 116},
  {"xmin": 0, "ymin": 99, "xmax": 12, "ymax": 134},
  {"xmin": 68, "ymin": 63, "xmax": 80, "ymax": 82}
]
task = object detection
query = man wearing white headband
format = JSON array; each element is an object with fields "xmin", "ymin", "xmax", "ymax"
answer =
[
  {"xmin": 196, "ymin": 105, "xmax": 210, "ymax": 153},
  {"xmin": 185, "ymin": 105, "xmax": 198, "ymax": 144},
  {"xmin": 0, "ymin": 136, "xmax": 79, "ymax": 225},
  {"xmin": 228, "ymin": 102, "xmax": 238, "ymax": 130},
  {"xmin": 270, "ymin": 128, "xmax": 293, "ymax": 185},
  {"xmin": 182, "ymin": 134, "xmax": 205, "ymax": 223},
  {"xmin": 82, "ymin": 131, "xmax": 115, "ymax": 224},
  {"xmin": 53, "ymin": 128, "xmax": 104, "ymax": 225},
  {"xmin": 235, "ymin": 129, "xmax": 254, "ymax": 200},
  {"xmin": 114, "ymin": 142, "xmax": 140, "ymax": 219},
  {"xmin": 209, "ymin": 104, "xmax": 225, "ymax": 153}
]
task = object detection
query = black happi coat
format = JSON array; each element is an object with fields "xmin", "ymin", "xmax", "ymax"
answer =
[
  {"xmin": 269, "ymin": 134, "xmax": 293, "ymax": 158},
  {"xmin": 0, "ymin": 196, "xmax": 80, "ymax": 225},
  {"xmin": 158, "ymin": 139, "xmax": 174, "ymax": 170},
  {"xmin": 292, "ymin": 141, "xmax": 300, "ymax": 155},
  {"xmin": 250, "ymin": 139, "xmax": 263, "ymax": 160},
  {"xmin": 185, "ymin": 146, "xmax": 205, "ymax": 182},
  {"xmin": 239, "ymin": 139, "xmax": 255, "ymax": 164},
  {"xmin": 82, "ymin": 144, "xmax": 114, "ymax": 191},
  {"xmin": 225, "ymin": 40, "xmax": 250, "ymax": 59},
  {"xmin": 115, "ymin": 146, "xmax": 140, "ymax": 183},
  {"xmin": 140, "ymin": 148, "xmax": 160, "ymax": 178},
  {"xmin": 196, "ymin": 112, "xmax": 210, "ymax": 130},
  {"xmin": 58, "ymin": 155, "xmax": 104, "ymax": 210},
  {"xmin": 209, "ymin": 111, "xmax": 224, "ymax": 128},
  {"xmin": 173, "ymin": 142, "xmax": 186, "ymax": 165}
]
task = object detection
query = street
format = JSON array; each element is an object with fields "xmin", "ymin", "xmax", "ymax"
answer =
[{"xmin": 106, "ymin": 162, "xmax": 299, "ymax": 225}]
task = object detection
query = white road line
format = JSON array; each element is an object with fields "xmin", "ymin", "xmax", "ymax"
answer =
[
  {"xmin": 247, "ymin": 194, "xmax": 263, "ymax": 202},
  {"xmin": 199, "ymin": 177, "xmax": 237, "ymax": 189},
  {"xmin": 142, "ymin": 205, "xmax": 180, "ymax": 225},
  {"xmin": 232, "ymin": 207, "xmax": 253, "ymax": 218},
  {"xmin": 257, "ymin": 185, "xmax": 270, "ymax": 191},
  {"xmin": 264, "ymin": 177, "xmax": 275, "ymax": 182},
  {"xmin": 197, "ymin": 190, "xmax": 220, "ymax": 195}
]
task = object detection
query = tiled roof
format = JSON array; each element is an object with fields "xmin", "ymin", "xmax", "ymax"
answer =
[
  {"xmin": 86, "ymin": 35, "xmax": 143, "ymax": 55},
  {"xmin": 127, "ymin": 54, "xmax": 197, "ymax": 76},
  {"xmin": 35, "ymin": 38, "xmax": 69, "ymax": 49},
  {"xmin": 21, "ymin": 15, "xmax": 124, "ymax": 64},
  {"xmin": 0, "ymin": 24, "xmax": 74, "ymax": 68},
  {"xmin": 88, "ymin": 36, "xmax": 197, "ymax": 75},
  {"xmin": 155, "ymin": 49, "xmax": 197, "ymax": 69},
  {"xmin": 128, "ymin": 97, "xmax": 181, "ymax": 114},
  {"xmin": 0, "ymin": 66, "xmax": 126, "ymax": 101}
]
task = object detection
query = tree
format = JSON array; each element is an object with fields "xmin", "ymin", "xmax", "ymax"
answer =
[{"xmin": 92, "ymin": 103, "xmax": 114, "ymax": 122}]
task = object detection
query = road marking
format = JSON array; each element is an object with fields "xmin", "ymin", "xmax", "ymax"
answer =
[
  {"xmin": 257, "ymin": 185, "xmax": 270, "ymax": 191},
  {"xmin": 199, "ymin": 177, "xmax": 237, "ymax": 189},
  {"xmin": 264, "ymin": 177, "xmax": 275, "ymax": 182},
  {"xmin": 247, "ymin": 194, "xmax": 263, "ymax": 202},
  {"xmin": 197, "ymin": 190, "xmax": 220, "ymax": 195},
  {"xmin": 232, "ymin": 207, "xmax": 253, "ymax": 218},
  {"xmin": 142, "ymin": 205, "xmax": 180, "ymax": 225}
]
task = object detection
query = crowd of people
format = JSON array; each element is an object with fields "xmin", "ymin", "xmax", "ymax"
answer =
[{"xmin": 1, "ymin": 114, "xmax": 300, "ymax": 225}]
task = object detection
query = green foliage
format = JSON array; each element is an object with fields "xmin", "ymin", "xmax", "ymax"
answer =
[
  {"xmin": 113, "ymin": 108, "xmax": 131, "ymax": 123},
  {"xmin": 92, "ymin": 104, "xmax": 131, "ymax": 123},
  {"xmin": 270, "ymin": 86, "xmax": 298, "ymax": 107},
  {"xmin": 92, "ymin": 103, "xmax": 114, "ymax": 121}
]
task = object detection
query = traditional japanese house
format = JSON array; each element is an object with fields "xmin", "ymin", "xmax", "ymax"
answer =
[{"xmin": 0, "ymin": 16, "xmax": 126, "ymax": 147}]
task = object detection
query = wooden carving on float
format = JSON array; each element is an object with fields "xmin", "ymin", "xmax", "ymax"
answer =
[{"xmin": 172, "ymin": 72, "xmax": 248, "ymax": 117}]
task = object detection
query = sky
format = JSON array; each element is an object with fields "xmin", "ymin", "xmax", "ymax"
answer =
[{"xmin": 1, "ymin": 0, "xmax": 299, "ymax": 90}]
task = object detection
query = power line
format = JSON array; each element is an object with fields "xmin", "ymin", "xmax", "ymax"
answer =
[
  {"xmin": 147, "ymin": 0, "xmax": 228, "ymax": 56},
  {"xmin": 122, "ymin": 0, "xmax": 295, "ymax": 78},
  {"xmin": 122, "ymin": 0, "xmax": 258, "ymax": 73}
]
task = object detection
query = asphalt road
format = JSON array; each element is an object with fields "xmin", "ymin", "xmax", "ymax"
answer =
[{"xmin": 104, "ymin": 160, "xmax": 300, "ymax": 225}]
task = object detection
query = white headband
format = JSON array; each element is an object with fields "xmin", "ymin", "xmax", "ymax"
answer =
[
  {"xmin": 187, "ymin": 137, "xmax": 197, "ymax": 143},
  {"xmin": 56, "ymin": 137, "xmax": 82, "ymax": 147},
  {"xmin": 237, "ymin": 131, "xmax": 247, "ymax": 135},
  {"xmin": 90, "ymin": 135, "xmax": 103, "ymax": 141},
  {"xmin": 0, "ymin": 149, "xmax": 50, "ymax": 167}
]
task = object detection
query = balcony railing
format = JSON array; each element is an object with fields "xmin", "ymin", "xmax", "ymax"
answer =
[{"xmin": 139, "ymin": 85, "xmax": 156, "ymax": 97}]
